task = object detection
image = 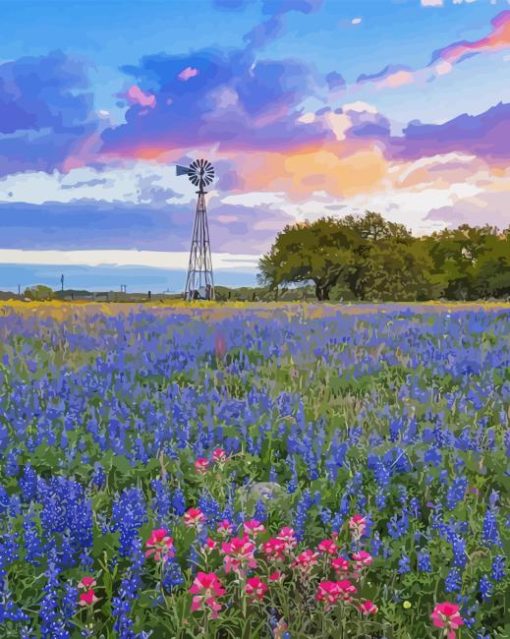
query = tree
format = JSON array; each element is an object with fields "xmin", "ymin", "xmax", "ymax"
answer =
[
  {"xmin": 350, "ymin": 239, "xmax": 435, "ymax": 301},
  {"xmin": 424, "ymin": 225, "xmax": 501, "ymax": 300},
  {"xmin": 24, "ymin": 285, "xmax": 54, "ymax": 301},
  {"xmin": 258, "ymin": 217, "xmax": 360, "ymax": 300}
]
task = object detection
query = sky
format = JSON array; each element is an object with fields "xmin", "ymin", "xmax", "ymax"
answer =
[{"xmin": 1, "ymin": 0, "xmax": 510, "ymax": 292}]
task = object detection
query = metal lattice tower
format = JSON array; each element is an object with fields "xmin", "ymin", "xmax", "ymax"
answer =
[{"xmin": 176, "ymin": 159, "xmax": 215, "ymax": 301}]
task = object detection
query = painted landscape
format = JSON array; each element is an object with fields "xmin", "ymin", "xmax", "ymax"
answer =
[{"xmin": 1, "ymin": 1, "xmax": 510, "ymax": 638}]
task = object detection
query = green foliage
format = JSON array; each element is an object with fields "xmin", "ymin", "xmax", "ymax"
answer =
[
  {"xmin": 260, "ymin": 213, "xmax": 510, "ymax": 302},
  {"xmin": 23, "ymin": 284, "xmax": 54, "ymax": 301}
]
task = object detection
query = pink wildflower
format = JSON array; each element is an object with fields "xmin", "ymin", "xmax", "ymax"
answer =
[
  {"xmin": 332, "ymin": 557, "xmax": 350, "ymax": 575},
  {"xmin": 78, "ymin": 589, "xmax": 99, "ymax": 607},
  {"xmin": 78, "ymin": 576, "xmax": 96, "ymax": 590},
  {"xmin": 317, "ymin": 538, "xmax": 338, "ymax": 556},
  {"xmin": 145, "ymin": 528, "xmax": 174, "ymax": 562},
  {"xmin": 214, "ymin": 334, "xmax": 227, "ymax": 360},
  {"xmin": 245, "ymin": 576, "xmax": 268, "ymax": 601},
  {"xmin": 316, "ymin": 581, "xmax": 342, "ymax": 608},
  {"xmin": 203, "ymin": 537, "xmax": 217, "ymax": 553},
  {"xmin": 194, "ymin": 458, "xmax": 210, "ymax": 475},
  {"xmin": 336, "ymin": 579, "xmax": 357, "ymax": 602},
  {"xmin": 184, "ymin": 507, "xmax": 206, "ymax": 530},
  {"xmin": 360, "ymin": 600, "xmax": 378, "ymax": 615},
  {"xmin": 269, "ymin": 570, "xmax": 284, "ymax": 583},
  {"xmin": 212, "ymin": 448, "xmax": 227, "ymax": 464},
  {"xmin": 349, "ymin": 514, "xmax": 367, "ymax": 540},
  {"xmin": 293, "ymin": 549, "xmax": 319, "ymax": 575},
  {"xmin": 431, "ymin": 602, "xmax": 464, "ymax": 639},
  {"xmin": 222, "ymin": 535, "xmax": 257, "ymax": 576},
  {"xmin": 262, "ymin": 538, "xmax": 287, "ymax": 561},
  {"xmin": 216, "ymin": 519, "xmax": 234, "ymax": 537},
  {"xmin": 276, "ymin": 527, "xmax": 297, "ymax": 552},
  {"xmin": 189, "ymin": 572, "xmax": 225, "ymax": 620},
  {"xmin": 243, "ymin": 519, "xmax": 265, "ymax": 538},
  {"xmin": 352, "ymin": 550, "xmax": 373, "ymax": 571}
]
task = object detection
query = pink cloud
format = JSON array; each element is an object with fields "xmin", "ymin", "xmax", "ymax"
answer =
[
  {"xmin": 126, "ymin": 85, "xmax": 156, "ymax": 108},
  {"xmin": 432, "ymin": 10, "xmax": 510, "ymax": 65},
  {"xmin": 178, "ymin": 66, "xmax": 199, "ymax": 81}
]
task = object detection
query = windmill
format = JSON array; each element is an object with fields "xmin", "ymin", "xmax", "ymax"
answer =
[{"xmin": 176, "ymin": 158, "xmax": 215, "ymax": 300}]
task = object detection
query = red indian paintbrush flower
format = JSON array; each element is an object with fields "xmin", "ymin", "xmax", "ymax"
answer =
[
  {"xmin": 222, "ymin": 535, "xmax": 257, "ymax": 576},
  {"xmin": 360, "ymin": 600, "xmax": 378, "ymax": 615},
  {"xmin": 78, "ymin": 589, "xmax": 99, "ymax": 607},
  {"xmin": 216, "ymin": 519, "xmax": 234, "ymax": 536},
  {"xmin": 262, "ymin": 538, "xmax": 287, "ymax": 561},
  {"xmin": 332, "ymin": 557, "xmax": 350, "ymax": 575},
  {"xmin": 189, "ymin": 571, "xmax": 225, "ymax": 620},
  {"xmin": 431, "ymin": 602, "xmax": 464, "ymax": 639},
  {"xmin": 243, "ymin": 519, "xmax": 265, "ymax": 537},
  {"xmin": 245, "ymin": 576, "xmax": 268, "ymax": 601},
  {"xmin": 352, "ymin": 550, "xmax": 373, "ymax": 571},
  {"xmin": 276, "ymin": 527, "xmax": 297, "ymax": 552},
  {"xmin": 317, "ymin": 538, "xmax": 337, "ymax": 556},
  {"xmin": 184, "ymin": 507, "xmax": 206, "ymax": 530},
  {"xmin": 293, "ymin": 549, "xmax": 319, "ymax": 575},
  {"xmin": 349, "ymin": 514, "xmax": 367, "ymax": 540},
  {"xmin": 78, "ymin": 576, "xmax": 96, "ymax": 590},
  {"xmin": 145, "ymin": 528, "xmax": 174, "ymax": 562},
  {"xmin": 194, "ymin": 458, "xmax": 210, "ymax": 474},
  {"xmin": 212, "ymin": 447, "xmax": 227, "ymax": 464}
]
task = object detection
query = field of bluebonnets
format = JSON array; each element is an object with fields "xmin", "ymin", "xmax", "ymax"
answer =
[{"xmin": 0, "ymin": 301, "xmax": 509, "ymax": 639}]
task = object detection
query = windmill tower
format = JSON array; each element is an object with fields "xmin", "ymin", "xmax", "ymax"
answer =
[{"xmin": 176, "ymin": 159, "xmax": 215, "ymax": 301}]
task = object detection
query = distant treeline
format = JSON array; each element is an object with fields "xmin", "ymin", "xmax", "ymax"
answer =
[{"xmin": 258, "ymin": 212, "xmax": 510, "ymax": 302}]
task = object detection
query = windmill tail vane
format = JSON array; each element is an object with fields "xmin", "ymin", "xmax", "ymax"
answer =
[{"xmin": 176, "ymin": 158, "xmax": 215, "ymax": 301}]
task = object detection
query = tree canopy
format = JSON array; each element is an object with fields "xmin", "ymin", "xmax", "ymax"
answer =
[{"xmin": 259, "ymin": 213, "xmax": 510, "ymax": 302}]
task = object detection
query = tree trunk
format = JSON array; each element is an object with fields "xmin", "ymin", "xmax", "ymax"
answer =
[{"xmin": 314, "ymin": 284, "xmax": 330, "ymax": 301}]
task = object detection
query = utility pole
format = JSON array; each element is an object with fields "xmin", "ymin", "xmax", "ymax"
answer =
[{"xmin": 61, "ymin": 274, "xmax": 64, "ymax": 292}]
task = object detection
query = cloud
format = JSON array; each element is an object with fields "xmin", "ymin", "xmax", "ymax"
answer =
[
  {"xmin": 0, "ymin": 197, "xmax": 293, "ymax": 254},
  {"xmin": 0, "ymin": 50, "xmax": 100, "ymax": 176},
  {"xmin": 421, "ymin": 0, "xmax": 443, "ymax": 7},
  {"xmin": 325, "ymin": 71, "xmax": 346, "ymax": 91},
  {"xmin": 425, "ymin": 189, "xmax": 510, "ymax": 229},
  {"xmin": 431, "ymin": 10, "xmax": 510, "ymax": 66},
  {"xmin": 357, "ymin": 11, "xmax": 510, "ymax": 91},
  {"xmin": 357, "ymin": 64, "xmax": 416, "ymax": 89},
  {"xmin": 101, "ymin": 48, "xmax": 330, "ymax": 158},
  {"xmin": 244, "ymin": 0, "xmax": 323, "ymax": 49},
  {"xmin": 394, "ymin": 101, "xmax": 510, "ymax": 162}
]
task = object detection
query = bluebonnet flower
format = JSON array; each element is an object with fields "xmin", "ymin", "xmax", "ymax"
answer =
[
  {"xmin": 5, "ymin": 448, "xmax": 19, "ymax": 476},
  {"xmin": 478, "ymin": 575, "xmax": 493, "ymax": 601},
  {"xmin": 375, "ymin": 490, "xmax": 387, "ymax": 510},
  {"xmin": 162, "ymin": 559, "xmax": 185, "ymax": 592},
  {"xmin": 91, "ymin": 462, "xmax": 107, "ymax": 489},
  {"xmin": 111, "ymin": 487, "xmax": 147, "ymax": 558},
  {"xmin": 253, "ymin": 499, "xmax": 267, "ymax": 522},
  {"xmin": 39, "ymin": 547, "xmax": 70, "ymax": 639},
  {"xmin": 388, "ymin": 511, "xmax": 409, "ymax": 539},
  {"xmin": 417, "ymin": 550, "xmax": 432, "ymax": 573},
  {"xmin": 451, "ymin": 534, "xmax": 468, "ymax": 569},
  {"xmin": 171, "ymin": 488, "xmax": 186, "ymax": 516},
  {"xmin": 446, "ymin": 476, "xmax": 468, "ymax": 510},
  {"xmin": 23, "ymin": 512, "xmax": 44, "ymax": 566},
  {"xmin": 293, "ymin": 490, "xmax": 313, "ymax": 541},
  {"xmin": 482, "ymin": 508, "xmax": 501, "ymax": 547},
  {"xmin": 398, "ymin": 555, "xmax": 411, "ymax": 574},
  {"xmin": 445, "ymin": 567, "xmax": 462, "ymax": 593},
  {"xmin": 491, "ymin": 555, "xmax": 506, "ymax": 582},
  {"xmin": 112, "ymin": 542, "xmax": 144, "ymax": 639}
]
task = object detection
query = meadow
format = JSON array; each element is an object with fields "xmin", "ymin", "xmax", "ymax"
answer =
[{"xmin": 0, "ymin": 302, "xmax": 508, "ymax": 639}]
